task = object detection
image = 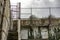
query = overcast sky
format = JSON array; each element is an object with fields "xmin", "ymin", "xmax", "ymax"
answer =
[{"xmin": 10, "ymin": 0, "xmax": 60, "ymax": 18}]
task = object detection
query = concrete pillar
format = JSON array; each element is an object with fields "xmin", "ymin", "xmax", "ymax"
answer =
[{"xmin": 18, "ymin": 19, "xmax": 21, "ymax": 40}]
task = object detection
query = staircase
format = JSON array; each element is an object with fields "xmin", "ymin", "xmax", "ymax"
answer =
[
  {"xmin": 7, "ymin": 20, "xmax": 18, "ymax": 40},
  {"xmin": 7, "ymin": 31, "xmax": 18, "ymax": 40}
]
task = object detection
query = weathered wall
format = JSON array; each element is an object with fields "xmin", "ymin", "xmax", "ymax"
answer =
[
  {"xmin": 1, "ymin": 0, "xmax": 10, "ymax": 40},
  {"xmin": 21, "ymin": 18, "xmax": 60, "ymax": 26},
  {"xmin": 0, "ymin": 0, "xmax": 4, "ymax": 26},
  {"xmin": 20, "ymin": 18, "xmax": 60, "ymax": 39}
]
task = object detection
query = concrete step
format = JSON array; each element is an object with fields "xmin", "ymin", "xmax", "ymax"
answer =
[{"xmin": 7, "ymin": 31, "xmax": 18, "ymax": 40}]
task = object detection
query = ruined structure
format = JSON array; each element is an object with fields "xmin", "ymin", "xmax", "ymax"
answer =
[
  {"xmin": 20, "ymin": 16, "xmax": 60, "ymax": 40},
  {"xmin": 0, "ymin": 0, "xmax": 10, "ymax": 40}
]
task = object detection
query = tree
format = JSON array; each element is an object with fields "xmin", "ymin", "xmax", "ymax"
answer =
[{"xmin": 29, "ymin": 15, "xmax": 38, "ymax": 19}]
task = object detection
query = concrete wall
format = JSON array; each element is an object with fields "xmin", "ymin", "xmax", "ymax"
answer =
[
  {"xmin": 21, "ymin": 27, "xmax": 49, "ymax": 39},
  {"xmin": 21, "ymin": 28, "xmax": 28, "ymax": 39},
  {"xmin": 21, "ymin": 18, "xmax": 60, "ymax": 26}
]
